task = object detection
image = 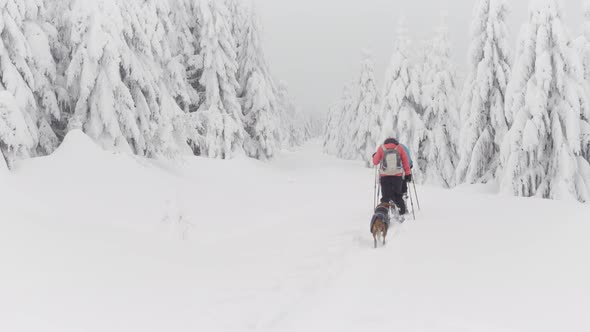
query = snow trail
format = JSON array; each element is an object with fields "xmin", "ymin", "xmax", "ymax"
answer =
[{"xmin": 1, "ymin": 137, "xmax": 589, "ymax": 332}]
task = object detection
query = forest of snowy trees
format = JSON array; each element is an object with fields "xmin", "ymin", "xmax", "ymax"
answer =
[
  {"xmin": 2, "ymin": 0, "xmax": 589, "ymax": 203},
  {"xmin": 0, "ymin": 0, "xmax": 309, "ymax": 170},
  {"xmin": 324, "ymin": 0, "xmax": 590, "ymax": 203}
]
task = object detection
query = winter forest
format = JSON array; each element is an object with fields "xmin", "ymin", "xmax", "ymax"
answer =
[
  {"xmin": 0, "ymin": 0, "xmax": 314, "ymax": 171},
  {"xmin": 324, "ymin": 0, "xmax": 590, "ymax": 203},
  {"xmin": 2, "ymin": 0, "xmax": 590, "ymax": 204}
]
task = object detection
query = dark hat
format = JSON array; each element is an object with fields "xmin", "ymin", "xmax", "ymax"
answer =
[{"xmin": 384, "ymin": 137, "xmax": 399, "ymax": 145}]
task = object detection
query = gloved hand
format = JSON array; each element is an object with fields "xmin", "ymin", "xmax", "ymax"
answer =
[
  {"xmin": 405, "ymin": 174, "xmax": 412, "ymax": 183},
  {"xmin": 372, "ymin": 152, "xmax": 376, "ymax": 158}
]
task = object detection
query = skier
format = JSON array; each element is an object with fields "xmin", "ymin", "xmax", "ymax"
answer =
[{"xmin": 372, "ymin": 138, "xmax": 412, "ymax": 215}]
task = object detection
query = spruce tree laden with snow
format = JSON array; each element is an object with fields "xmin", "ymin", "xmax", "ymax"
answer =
[
  {"xmin": 192, "ymin": 0, "xmax": 245, "ymax": 159},
  {"xmin": 58, "ymin": 0, "xmax": 192, "ymax": 158},
  {"xmin": 130, "ymin": 0, "xmax": 196, "ymax": 158},
  {"xmin": 0, "ymin": 0, "xmax": 59, "ymax": 156},
  {"xmin": 324, "ymin": 94, "xmax": 338, "ymax": 155},
  {"xmin": 237, "ymin": 8, "xmax": 280, "ymax": 159},
  {"xmin": 351, "ymin": 52, "xmax": 380, "ymax": 164},
  {"xmin": 276, "ymin": 81, "xmax": 305, "ymax": 148},
  {"xmin": 226, "ymin": 0, "xmax": 248, "ymax": 88},
  {"xmin": 575, "ymin": 2, "xmax": 590, "ymax": 83},
  {"xmin": 421, "ymin": 19, "xmax": 460, "ymax": 188},
  {"xmin": 242, "ymin": 72, "xmax": 279, "ymax": 159},
  {"xmin": 501, "ymin": 0, "xmax": 590, "ymax": 202},
  {"xmin": 380, "ymin": 19, "xmax": 425, "ymax": 175},
  {"xmin": 0, "ymin": 92, "xmax": 36, "ymax": 169},
  {"xmin": 324, "ymin": 81, "xmax": 356, "ymax": 158},
  {"xmin": 62, "ymin": 0, "xmax": 144, "ymax": 154},
  {"xmin": 323, "ymin": 103, "xmax": 341, "ymax": 155},
  {"xmin": 301, "ymin": 110, "xmax": 323, "ymax": 139},
  {"xmin": 337, "ymin": 81, "xmax": 359, "ymax": 160},
  {"xmin": 117, "ymin": 0, "xmax": 194, "ymax": 158},
  {"xmin": 456, "ymin": 0, "xmax": 512, "ymax": 184},
  {"xmin": 145, "ymin": 0, "xmax": 199, "ymax": 114},
  {"xmin": 575, "ymin": 1, "xmax": 590, "ymax": 162}
]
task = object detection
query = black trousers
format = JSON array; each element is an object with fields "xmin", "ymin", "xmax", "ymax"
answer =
[
  {"xmin": 380, "ymin": 176, "xmax": 406, "ymax": 213},
  {"xmin": 401, "ymin": 180, "xmax": 408, "ymax": 195}
]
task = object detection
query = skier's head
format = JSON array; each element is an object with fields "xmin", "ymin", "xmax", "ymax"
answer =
[{"xmin": 384, "ymin": 137, "xmax": 399, "ymax": 145}]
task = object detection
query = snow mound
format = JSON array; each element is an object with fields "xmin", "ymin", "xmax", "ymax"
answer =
[
  {"xmin": 51, "ymin": 129, "xmax": 105, "ymax": 160},
  {"xmin": 16, "ymin": 129, "xmax": 143, "ymax": 179},
  {"xmin": 7, "ymin": 129, "xmax": 180, "ymax": 234}
]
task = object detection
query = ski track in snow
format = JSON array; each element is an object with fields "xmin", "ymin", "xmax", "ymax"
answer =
[{"xmin": 1, "ymin": 137, "xmax": 590, "ymax": 332}]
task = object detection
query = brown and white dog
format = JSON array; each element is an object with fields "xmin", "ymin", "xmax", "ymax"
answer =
[{"xmin": 370, "ymin": 202, "xmax": 392, "ymax": 248}]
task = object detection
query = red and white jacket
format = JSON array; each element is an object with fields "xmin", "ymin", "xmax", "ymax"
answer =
[{"xmin": 372, "ymin": 143, "xmax": 412, "ymax": 177}]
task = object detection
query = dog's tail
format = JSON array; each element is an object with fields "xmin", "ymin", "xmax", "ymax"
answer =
[{"xmin": 370, "ymin": 215, "xmax": 377, "ymax": 233}]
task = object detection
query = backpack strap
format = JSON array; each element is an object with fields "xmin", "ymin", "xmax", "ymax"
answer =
[
  {"xmin": 380, "ymin": 144, "xmax": 388, "ymax": 166},
  {"xmin": 383, "ymin": 143, "xmax": 398, "ymax": 151}
]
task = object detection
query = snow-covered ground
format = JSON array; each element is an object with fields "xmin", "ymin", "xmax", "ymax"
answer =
[{"xmin": 2, "ymin": 131, "xmax": 590, "ymax": 332}]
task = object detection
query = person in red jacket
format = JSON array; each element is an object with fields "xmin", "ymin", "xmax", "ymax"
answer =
[{"xmin": 372, "ymin": 138, "xmax": 412, "ymax": 215}]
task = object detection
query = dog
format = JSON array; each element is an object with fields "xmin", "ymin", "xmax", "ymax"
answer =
[{"xmin": 370, "ymin": 202, "xmax": 393, "ymax": 248}]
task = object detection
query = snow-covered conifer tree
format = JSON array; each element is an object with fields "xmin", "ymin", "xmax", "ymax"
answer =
[
  {"xmin": 276, "ymin": 81, "xmax": 305, "ymax": 148},
  {"xmin": 242, "ymin": 71, "xmax": 279, "ymax": 159},
  {"xmin": 351, "ymin": 52, "xmax": 380, "ymax": 164},
  {"xmin": 323, "ymin": 105, "xmax": 334, "ymax": 152},
  {"xmin": 0, "ymin": 92, "xmax": 36, "ymax": 169},
  {"xmin": 63, "ymin": 0, "xmax": 144, "ymax": 153},
  {"xmin": 226, "ymin": 0, "xmax": 248, "ymax": 82},
  {"xmin": 421, "ymin": 17, "xmax": 460, "ymax": 187},
  {"xmin": 381, "ymin": 19, "xmax": 425, "ymax": 173},
  {"xmin": 192, "ymin": 0, "xmax": 245, "ymax": 158},
  {"xmin": 145, "ymin": 0, "xmax": 199, "ymax": 114},
  {"xmin": 575, "ymin": 2, "xmax": 590, "ymax": 82},
  {"xmin": 324, "ymin": 81, "xmax": 356, "ymax": 158},
  {"xmin": 0, "ymin": 0, "xmax": 59, "ymax": 155},
  {"xmin": 323, "ymin": 102, "xmax": 341, "ymax": 155},
  {"xmin": 456, "ymin": 0, "xmax": 512, "ymax": 185},
  {"xmin": 121, "ymin": 0, "xmax": 194, "ymax": 158},
  {"xmin": 337, "ymin": 81, "xmax": 359, "ymax": 160},
  {"xmin": 501, "ymin": 0, "xmax": 590, "ymax": 202},
  {"xmin": 55, "ymin": 0, "xmax": 198, "ymax": 158},
  {"xmin": 237, "ymin": 8, "xmax": 280, "ymax": 159},
  {"xmin": 575, "ymin": 2, "xmax": 590, "ymax": 162},
  {"xmin": 300, "ymin": 111, "xmax": 322, "ymax": 139},
  {"xmin": 24, "ymin": 13, "xmax": 61, "ymax": 155}
]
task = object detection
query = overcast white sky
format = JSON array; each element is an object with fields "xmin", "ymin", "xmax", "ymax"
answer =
[{"xmin": 254, "ymin": 0, "xmax": 584, "ymax": 116}]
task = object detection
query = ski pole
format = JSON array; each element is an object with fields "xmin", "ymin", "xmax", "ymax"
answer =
[
  {"xmin": 412, "ymin": 178, "xmax": 421, "ymax": 210},
  {"xmin": 374, "ymin": 166, "xmax": 381, "ymax": 208},
  {"xmin": 408, "ymin": 180, "xmax": 416, "ymax": 220},
  {"xmin": 373, "ymin": 167, "xmax": 378, "ymax": 208}
]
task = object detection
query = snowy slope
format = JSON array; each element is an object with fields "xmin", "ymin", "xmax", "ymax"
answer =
[{"xmin": 1, "ymin": 131, "xmax": 590, "ymax": 332}]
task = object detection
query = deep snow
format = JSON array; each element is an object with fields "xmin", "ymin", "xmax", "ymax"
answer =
[{"xmin": 1, "ymin": 131, "xmax": 590, "ymax": 332}]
